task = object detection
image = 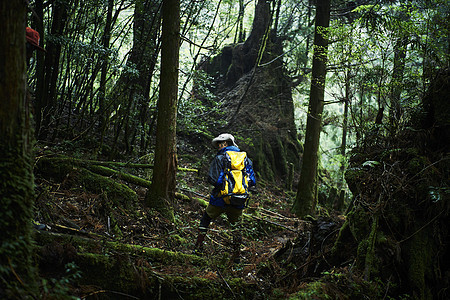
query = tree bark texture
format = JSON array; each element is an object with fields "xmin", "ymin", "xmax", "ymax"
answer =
[
  {"xmin": 389, "ymin": 35, "xmax": 408, "ymax": 131},
  {"xmin": 0, "ymin": 0, "xmax": 37, "ymax": 296},
  {"xmin": 37, "ymin": 0, "xmax": 68, "ymax": 139},
  {"xmin": 145, "ymin": 0, "xmax": 180, "ymax": 220},
  {"xmin": 292, "ymin": 0, "xmax": 331, "ymax": 217},
  {"xmin": 110, "ymin": 0, "xmax": 161, "ymax": 153},
  {"xmin": 196, "ymin": 0, "xmax": 302, "ymax": 182},
  {"xmin": 98, "ymin": 0, "xmax": 114, "ymax": 150}
]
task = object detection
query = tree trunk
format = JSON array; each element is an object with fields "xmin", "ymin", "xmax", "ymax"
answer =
[
  {"xmin": 145, "ymin": 0, "xmax": 180, "ymax": 221},
  {"xmin": 196, "ymin": 0, "xmax": 302, "ymax": 182},
  {"xmin": 340, "ymin": 67, "xmax": 350, "ymax": 189},
  {"xmin": 109, "ymin": 0, "xmax": 161, "ymax": 154},
  {"xmin": 98, "ymin": 0, "xmax": 114, "ymax": 152},
  {"xmin": 389, "ymin": 35, "xmax": 408, "ymax": 132},
  {"xmin": 292, "ymin": 0, "xmax": 331, "ymax": 217},
  {"xmin": 32, "ymin": 0, "xmax": 46, "ymax": 131},
  {"xmin": 237, "ymin": 0, "xmax": 245, "ymax": 43},
  {"xmin": 37, "ymin": 0, "xmax": 68, "ymax": 140},
  {"xmin": 0, "ymin": 1, "xmax": 37, "ymax": 296}
]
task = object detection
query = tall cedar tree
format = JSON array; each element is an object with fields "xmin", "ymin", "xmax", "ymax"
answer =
[
  {"xmin": 292, "ymin": 0, "xmax": 331, "ymax": 217},
  {"xmin": 145, "ymin": 0, "xmax": 180, "ymax": 220},
  {"xmin": 0, "ymin": 0, "xmax": 38, "ymax": 296}
]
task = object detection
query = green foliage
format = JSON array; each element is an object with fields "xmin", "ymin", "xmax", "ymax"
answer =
[
  {"xmin": 178, "ymin": 69, "xmax": 227, "ymax": 135},
  {"xmin": 289, "ymin": 281, "xmax": 330, "ymax": 299},
  {"xmin": 40, "ymin": 262, "xmax": 82, "ymax": 299}
]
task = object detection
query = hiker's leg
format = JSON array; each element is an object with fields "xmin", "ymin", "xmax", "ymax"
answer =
[
  {"xmin": 199, "ymin": 211, "xmax": 212, "ymax": 233},
  {"xmin": 225, "ymin": 206, "xmax": 243, "ymax": 226},
  {"xmin": 226, "ymin": 207, "xmax": 243, "ymax": 262},
  {"xmin": 195, "ymin": 204, "xmax": 222, "ymax": 251},
  {"xmin": 195, "ymin": 212, "xmax": 211, "ymax": 251},
  {"xmin": 199, "ymin": 204, "xmax": 222, "ymax": 233}
]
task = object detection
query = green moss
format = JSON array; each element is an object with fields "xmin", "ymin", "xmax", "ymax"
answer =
[
  {"xmin": 1, "ymin": 128, "xmax": 37, "ymax": 296},
  {"xmin": 35, "ymin": 231, "xmax": 207, "ymax": 268},
  {"xmin": 37, "ymin": 232, "xmax": 257, "ymax": 299},
  {"xmin": 76, "ymin": 252, "xmax": 153, "ymax": 294},
  {"xmin": 347, "ymin": 208, "xmax": 371, "ymax": 242},
  {"xmin": 408, "ymin": 156, "xmax": 428, "ymax": 174},
  {"xmin": 260, "ymin": 138, "xmax": 275, "ymax": 181},
  {"xmin": 289, "ymin": 281, "xmax": 330, "ymax": 299},
  {"xmin": 345, "ymin": 168, "xmax": 366, "ymax": 193},
  {"xmin": 331, "ymin": 218, "xmax": 352, "ymax": 257},
  {"xmin": 363, "ymin": 215, "xmax": 379, "ymax": 279},
  {"xmin": 404, "ymin": 227, "xmax": 434, "ymax": 300},
  {"xmin": 36, "ymin": 157, "xmax": 138, "ymax": 209},
  {"xmin": 80, "ymin": 168, "xmax": 137, "ymax": 209},
  {"xmin": 405, "ymin": 147, "xmax": 419, "ymax": 156},
  {"xmin": 356, "ymin": 239, "xmax": 369, "ymax": 270},
  {"xmin": 170, "ymin": 234, "xmax": 188, "ymax": 245}
]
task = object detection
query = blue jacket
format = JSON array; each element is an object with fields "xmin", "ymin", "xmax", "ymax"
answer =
[{"xmin": 208, "ymin": 146, "xmax": 256, "ymax": 208}]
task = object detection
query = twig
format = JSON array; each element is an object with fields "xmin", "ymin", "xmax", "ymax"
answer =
[
  {"xmin": 248, "ymin": 214, "xmax": 298, "ymax": 232},
  {"xmin": 6, "ymin": 257, "xmax": 39, "ymax": 299},
  {"xmin": 52, "ymin": 223, "xmax": 106, "ymax": 239},
  {"xmin": 275, "ymin": 248, "xmax": 333, "ymax": 284},
  {"xmin": 409, "ymin": 157, "xmax": 448, "ymax": 180},
  {"xmin": 258, "ymin": 210, "xmax": 295, "ymax": 222},
  {"xmin": 216, "ymin": 268, "xmax": 237, "ymax": 299},
  {"xmin": 8, "ymin": 257, "xmax": 25, "ymax": 287},
  {"xmin": 82, "ymin": 289, "xmax": 140, "ymax": 299},
  {"xmin": 258, "ymin": 207, "xmax": 297, "ymax": 220},
  {"xmin": 399, "ymin": 210, "xmax": 444, "ymax": 243},
  {"xmin": 179, "ymin": 188, "xmax": 209, "ymax": 199},
  {"xmin": 320, "ymin": 229, "xmax": 340, "ymax": 267}
]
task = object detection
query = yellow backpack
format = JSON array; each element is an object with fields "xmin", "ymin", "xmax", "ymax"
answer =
[{"xmin": 218, "ymin": 151, "xmax": 249, "ymax": 206}]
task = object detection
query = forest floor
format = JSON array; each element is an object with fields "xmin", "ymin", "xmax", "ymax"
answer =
[{"xmin": 33, "ymin": 146, "xmax": 348, "ymax": 299}]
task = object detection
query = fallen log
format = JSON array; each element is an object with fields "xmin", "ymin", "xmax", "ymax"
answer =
[
  {"xmin": 87, "ymin": 164, "xmax": 152, "ymax": 188},
  {"xmin": 37, "ymin": 155, "xmax": 198, "ymax": 172},
  {"xmin": 34, "ymin": 231, "xmax": 258, "ymax": 299}
]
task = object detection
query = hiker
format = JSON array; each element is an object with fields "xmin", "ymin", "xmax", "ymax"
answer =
[
  {"xmin": 194, "ymin": 133, "xmax": 256, "ymax": 261},
  {"xmin": 26, "ymin": 27, "xmax": 46, "ymax": 66},
  {"xmin": 26, "ymin": 27, "xmax": 47, "ymax": 230}
]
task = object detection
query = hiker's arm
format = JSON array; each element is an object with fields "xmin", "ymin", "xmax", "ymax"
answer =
[
  {"xmin": 207, "ymin": 156, "xmax": 225, "ymax": 186},
  {"xmin": 246, "ymin": 158, "xmax": 256, "ymax": 187}
]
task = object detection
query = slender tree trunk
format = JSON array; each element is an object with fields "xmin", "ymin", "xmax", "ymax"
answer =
[
  {"xmin": 273, "ymin": 0, "xmax": 281, "ymax": 35},
  {"xmin": 0, "ymin": 1, "xmax": 37, "ymax": 296},
  {"xmin": 339, "ymin": 65, "xmax": 350, "ymax": 189},
  {"xmin": 109, "ymin": 0, "xmax": 161, "ymax": 154},
  {"xmin": 98, "ymin": 0, "xmax": 114, "ymax": 152},
  {"xmin": 388, "ymin": 1, "xmax": 411, "ymax": 133},
  {"xmin": 145, "ymin": 0, "xmax": 180, "ymax": 221},
  {"xmin": 238, "ymin": 0, "xmax": 245, "ymax": 42},
  {"xmin": 37, "ymin": 0, "xmax": 68, "ymax": 140},
  {"xmin": 292, "ymin": 0, "xmax": 331, "ymax": 217},
  {"xmin": 32, "ymin": 0, "xmax": 46, "ymax": 127},
  {"xmin": 389, "ymin": 35, "xmax": 408, "ymax": 132}
]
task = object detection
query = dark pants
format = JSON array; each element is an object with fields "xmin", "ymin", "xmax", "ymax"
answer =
[{"xmin": 199, "ymin": 203, "xmax": 242, "ymax": 232}]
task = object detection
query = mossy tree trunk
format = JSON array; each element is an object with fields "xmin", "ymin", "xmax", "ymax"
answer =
[
  {"xmin": 196, "ymin": 0, "xmax": 302, "ymax": 182},
  {"xmin": 145, "ymin": 0, "xmax": 180, "ymax": 221},
  {"xmin": 0, "ymin": 1, "xmax": 38, "ymax": 296},
  {"xmin": 292, "ymin": 0, "xmax": 331, "ymax": 217}
]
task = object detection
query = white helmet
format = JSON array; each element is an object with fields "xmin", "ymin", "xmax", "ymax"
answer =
[{"xmin": 212, "ymin": 133, "xmax": 238, "ymax": 147}]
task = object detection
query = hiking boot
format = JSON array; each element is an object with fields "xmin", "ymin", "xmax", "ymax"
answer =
[{"xmin": 193, "ymin": 232, "xmax": 206, "ymax": 255}]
